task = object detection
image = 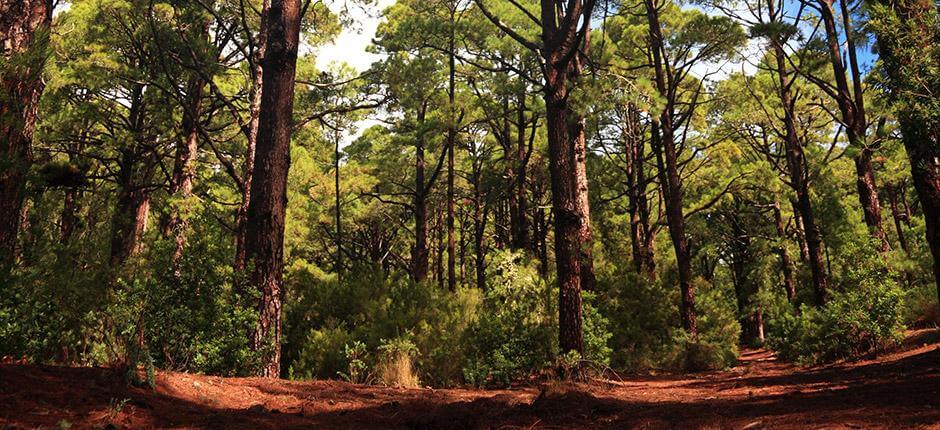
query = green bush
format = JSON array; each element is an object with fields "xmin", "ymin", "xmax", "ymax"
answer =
[
  {"xmin": 462, "ymin": 251, "xmax": 555, "ymax": 386},
  {"xmin": 283, "ymin": 264, "xmax": 479, "ymax": 386},
  {"xmin": 769, "ymin": 263, "xmax": 906, "ymax": 364},
  {"xmin": 462, "ymin": 251, "xmax": 614, "ymax": 386}
]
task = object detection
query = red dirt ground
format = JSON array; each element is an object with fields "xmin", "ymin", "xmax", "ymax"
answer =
[{"xmin": 2, "ymin": 331, "xmax": 940, "ymax": 429}]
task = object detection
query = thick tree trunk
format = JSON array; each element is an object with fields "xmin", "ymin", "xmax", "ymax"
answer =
[
  {"xmin": 244, "ymin": 0, "xmax": 302, "ymax": 378},
  {"xmin": 903, "ymin": 127, "xmax": 940, "ymax": 302},
  {"xmin": 0, "ymin": 0, "xmax": 52, "ymax": 268},
  {"xmin": 645, "ymin": 0, "xmax": 697, "ymax": 336},
  {"xmin": 869, "ymin": 0, "xmax": 940, "ymax": 301},
  {"xmin": 234, "ymin": 0, "xmax": 270, "ymax": 273},
  {"xmin": 110, "ymin": 184, "xmax": 151, "ymax": 266},
  {"xmin": 544, "ymin": 78, "xmax": 584, "ymax": 353},
  {"xmin": 110, "ymin": 84, "xmax": 154, "ymax": 267},
  {"xmin": 729, "ymin": 216, "xmax": 763, "ymax": 346}
]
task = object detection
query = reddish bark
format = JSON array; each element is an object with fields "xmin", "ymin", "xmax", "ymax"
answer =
[
  {"xmin": 0, "ymin": 0, "xmax": 52, "ymax": 267},
  {"xmin": 244, "ymin": 0, "xmax": 302, "ymax": 378}
]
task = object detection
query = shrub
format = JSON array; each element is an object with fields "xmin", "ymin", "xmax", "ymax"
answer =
[
  {"xmin": 462, "ymin": 252, "xmax": 555, "ymax": 386},
  {"xmin": 769, "ymin": 263, "xmax": 906, "ymax": 364},
  {"xmin": 375, "ymin": 337, "xmax": 420, "ymax": 388}
]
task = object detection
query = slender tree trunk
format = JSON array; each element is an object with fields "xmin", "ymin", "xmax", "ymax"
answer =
[
  {"xmin": 645, "ymin": 0, "xmax": 697, "ymax": 336},
  {"xmin": 472, "ymin": 161, "xmax": 486, "ymax": 289},
  {"xmin": 435, "ymin": 207, "xmax": 444, "ymax": 289},
  {"xmin": 513, "ymin": 91, "xmax": 531, "ymax": 251},
  {"xmin": 887, "ymin": 184, "xmax": 910, "ymax": 253},
  {"xmin": 0, "ymin": 0, "xmax": 52, "ymax": 268},
  {"xmin": 818, "ymin": 0, "xmax": 890, "ymax": 252},
  {"xmin": 772, "ymin": 200, "xmax": 798, "ymax": 305},
  {"xmin": 334, "ymin": 129, "xmax": 342, "ymax": 277},
  {"xmin": 60, "ymin": 187, "xmax": 79, "ymax": 244},
  {"xmin": 412, "ymin": 105, "xmax": 430, "ymax": 283},
  {"xmin": 446, "ymin": 24, "xmax": 456, "ymax": 291},
  {"xmin": 769, "ymin": 27, "xmax": 829, "ymax": 305},
  {"xmin": 234, "ymin": 0, "xmax": 270, "ymax": 273},
  {"xmin": 244, "ymin": 0, "xmax": 302, "ymax": 378},
  {"xmin": 623, "ymin": 104, "xmax": 656, "ymax": 279},
  {"xmin": 166, "ymin": 74, "xmax": 205, "ymax": 267}
]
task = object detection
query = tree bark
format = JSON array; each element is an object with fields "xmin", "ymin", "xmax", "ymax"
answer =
[
  {"xmin": 234, "ymin": 0, "xmax": 270, "ymax": 273},
  {"xmin": 512, "ymin": 91, "xmax": 531, "ymax": 251},
  {"xmin": 166, "ymin": 74, "xmax": 205, "ymax": 267},
  {"xmin": 767, "ymin": 20, "xmax": 829, "ymax": 305},
  {"xmin": 729, "ymin": 213, "xmax": 763, "ymax": 346},
  {"xmin": 244, "ymin": 0, "xmax": 302, "ymax": 378},
  {"xmin": 817, "ymin": 0, "xmax": 890, "ymax": 252},
  {"xmin": 0, "ymin": 0, "xmax": 52, "ymax": 268},
  {"xmin": 645, "ymin": 0, "xmax": 697, "ymax": 336},
  {"xmin": 446, "ymin": 22, "xmax": 456, "ymax": 291},
  {"xmin": 869, "ymin": 0, "xmax": 940, "ymax": 301},
  {"xmin": 772, "ymin": 200, "xmax": 798, "ymax": 305},
  {"xmin": 109, "ymin": 84, "xmax": 154, "ymax": 267},
  {"xmin": 412, "ymin": 104, "xmax": 430, "ymax": 283}
]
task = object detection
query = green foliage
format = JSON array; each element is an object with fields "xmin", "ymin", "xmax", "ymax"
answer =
[
  {"xmin": 375, "ymin": 336, "xmax": 421, "ymax": 387},
  {"xmin": 769, "ymin": 252, "xmax": 906, "ymax": 364},
  {"xmin": 462, "ymin": 253, "xmax": 555, "ymax": 386},
  {"xmin": 283, "ymin": 265, "xmax": 480, "ymax": 386}
]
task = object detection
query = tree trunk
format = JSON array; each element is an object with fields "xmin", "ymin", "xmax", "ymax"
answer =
[
  {"xmin": 110, "ymin": 83, "xmax": 153, "ymax": 267},
  {"xmin": 869, "ymin": 0, "xmax": 940, "ymax": 301},
  {"xmin": 109, "ymin": 184, "xmax": 151, "ymax": 266},
  {"xmin": 729, "ymin": 215, "xmax": 763, "ymax": 346},
  {"xmin": 334, "ymin": 129, "xmax": 343, "ymax": 277},
  {"xmin": 472, "ymin": 160, "xmax": 486, "ymax": 289},
  {"xmin": 0, "ymin": 0, "xmax": 52, "ymax": 268},
  {"xmin": 818, "ymin": 0, "xmax": 890, "ymax": 252},
  {"xmin": 887, "ymin": 184, "xmax": 910, "ymax": 253},
  {"xmin": 645, "ymin": 0, "xmax": 697, "ymax": 336},
  {"xmin": 244, "ymin": 0, "xmax": 302, "ymax": 378},
  {"xmin": 512, "ymin": 91, "xmax": 531, "ymax": 251},
  {"xmin": 769, "ymin": 28, "xmax": 829, "ymax": 305},
  {"xmin": 60, "ymin": 186, "xmax": 79, "ymax": 244},
  {"xmin": 412, "ymin": 105, "xmax": 430, "ymax": 283},
  {"xmin": 772, "ymin": 200, "xmax": 798, "ymax": 305},
  {"xmin": 166, "ymin": 74, "xmax": 205, "ymax": 267},
  {"xmin": 446, "ymin": 25, "xmax": 456, "ymax": 291},
  {"xmin": 234, "ymin": 0, "xmax": 270, "ymax": 273}
]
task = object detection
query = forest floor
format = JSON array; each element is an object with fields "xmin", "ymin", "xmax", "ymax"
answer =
[{"xmin": 2, "ymin": 330, "xmax": 940, "ymax": 429}]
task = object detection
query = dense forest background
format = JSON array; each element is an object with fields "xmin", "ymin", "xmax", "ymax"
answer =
[{"xmin": 1, "ymin": 0, "xmax": 938, "ymax": 387}]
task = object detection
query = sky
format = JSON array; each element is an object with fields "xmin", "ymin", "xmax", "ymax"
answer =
[{"xmin": 314, "ymin": 0, "xmax": 396, "ymax": 146}]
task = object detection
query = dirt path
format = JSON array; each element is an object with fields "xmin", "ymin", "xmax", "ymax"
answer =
[{"xmin": 2, "ymin": 333, "xmax": 939, "ymax": 429}]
